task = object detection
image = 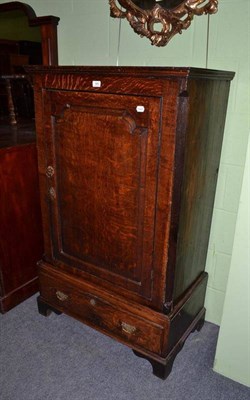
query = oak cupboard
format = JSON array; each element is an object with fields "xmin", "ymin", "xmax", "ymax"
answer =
[{"xmin": 28, "ymin": 66, "xmax": 234, "ymax": 379}]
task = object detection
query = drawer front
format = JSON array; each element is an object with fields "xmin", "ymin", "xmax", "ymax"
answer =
[{"xmin": 39, "ymin": 269, "xmax": 167, "ymax": 355}]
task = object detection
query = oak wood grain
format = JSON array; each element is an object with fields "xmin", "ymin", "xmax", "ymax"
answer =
[{"xmin": 29, "ymin": 66, "xmax": 234, "ymax": 378}]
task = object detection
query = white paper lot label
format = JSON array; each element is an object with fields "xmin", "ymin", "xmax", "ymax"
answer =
[
  {"xmin": 136, "ymin": 106, "xmax": 145, "ymax": 113},
  {"xmin": 92, "ymin": 81, "xmax": 101, "ymax": 88}
]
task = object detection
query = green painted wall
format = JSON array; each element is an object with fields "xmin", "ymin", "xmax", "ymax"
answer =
[
  {"xmin": 214, "ymin": 137, "xmax": 250, "ymax": 387},
  {"xmin": 1, "ymin": 0, "xmax": 249, "ymax": 386},
  {"xmin": 0, "ymin": 10, "xmax": 40, "ymax": 41},
  {"xmin": 205, "ymin": 0, "xmax": 250, "ymax": 326}
]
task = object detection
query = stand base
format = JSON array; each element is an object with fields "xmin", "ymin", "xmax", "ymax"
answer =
[
  {"xmin": 36, "ymin": 267, "xmax": 207, "ymax": 380},
  {"xmin": 133, "ymin": 350, "xmax": 175, "ymax": 380},
  {"xmin": 37, "ymin": 295, "xmax": 62, "ymax": 317},
  {"xmin": 133, "ymin": 312, "xmax": 205, "ymax": 380}
]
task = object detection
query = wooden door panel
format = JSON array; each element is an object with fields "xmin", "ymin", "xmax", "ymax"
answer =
[{"xmin": 45, "ymin": 91, "xmax": 161, "ymax": 300}]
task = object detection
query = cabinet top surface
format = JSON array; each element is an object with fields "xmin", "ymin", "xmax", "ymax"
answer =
[{"xmin": 26, "ymin": 66, "xmax": 235, "ymax": 80}]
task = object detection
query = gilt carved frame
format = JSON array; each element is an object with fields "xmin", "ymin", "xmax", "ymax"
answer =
[{"xmin": 109, "ymin": 0, "xmax": 218, "ymax": 46}]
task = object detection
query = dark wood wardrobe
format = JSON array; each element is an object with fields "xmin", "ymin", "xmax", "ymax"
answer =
[{"xmin": 28, "ymin": 66, "xmax": 234, "ymax": 378}]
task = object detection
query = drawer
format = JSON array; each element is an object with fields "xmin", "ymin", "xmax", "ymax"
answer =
[{"xmin": 39, "ymin": 268, "xmax": 168, "ymax": 355}]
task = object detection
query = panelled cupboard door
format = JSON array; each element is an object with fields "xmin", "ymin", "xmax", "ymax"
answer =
[{"xmin": 42, "ymin": 90, "xmax": 162, "ymax": 300}]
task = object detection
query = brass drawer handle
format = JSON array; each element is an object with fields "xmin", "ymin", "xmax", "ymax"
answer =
[
  {"xmin": 56, "ymin": 290, "xmax": 68, "ymax": 302},
  {"xmin": 121, "ymin": 322, "xmax": 137, "ymax": 335}
]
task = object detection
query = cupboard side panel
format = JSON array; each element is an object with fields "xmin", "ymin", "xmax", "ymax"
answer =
[{"xmin": 172, "ymin": 78, "xmax": 231, "ymax": 302}]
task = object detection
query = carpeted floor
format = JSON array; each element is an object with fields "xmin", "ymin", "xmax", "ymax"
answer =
[{"xmin": 0, "ymin": 295, "xmax": 249, "ymax": 400}]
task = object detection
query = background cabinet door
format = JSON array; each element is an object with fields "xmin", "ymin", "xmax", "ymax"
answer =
[{"xmin": 42, "ymin": 91, "xmax": 161, "ymax": 300}]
